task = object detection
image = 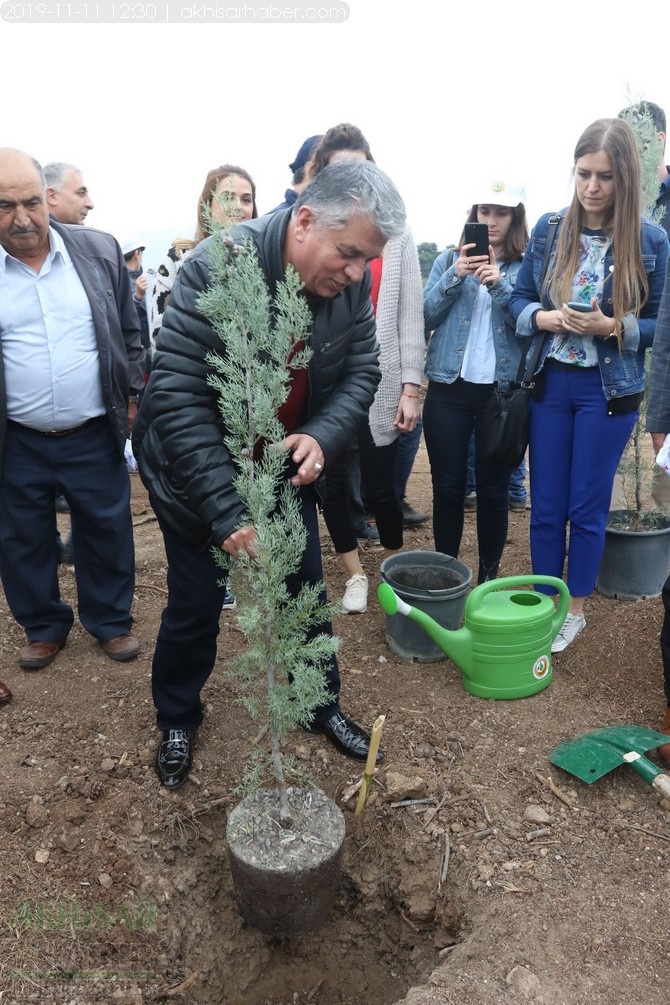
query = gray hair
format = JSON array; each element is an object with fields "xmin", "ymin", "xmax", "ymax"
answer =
[
  {"xmin": 43, "ymin": 161, "xmax": 80, "ymax": 189},
  {"xmin": 294, "ymin": 159, "xmax": 406, "ymax": 240}
]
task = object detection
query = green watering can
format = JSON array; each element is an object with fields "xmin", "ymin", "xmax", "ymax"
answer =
[{"xmin": 377, "ymin": 575, "xmax": 570, "ymax": 699}]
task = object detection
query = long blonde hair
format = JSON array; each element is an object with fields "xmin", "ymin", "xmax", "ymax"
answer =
[{"xmin": 545, "ymin": 118, "xmax": 649, "ymax": 328}]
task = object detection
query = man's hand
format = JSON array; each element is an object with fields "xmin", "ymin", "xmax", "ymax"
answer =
[
  {"xmin": 282, "ymin": 433, "xmax": 325, "ymax": 486},
  {"xmin": 222, "ymin": 525, "xmax": 257, "ymax": 559}
]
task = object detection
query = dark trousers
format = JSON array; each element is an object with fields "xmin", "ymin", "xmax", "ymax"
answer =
[
  {"xmin": 0, "ymin": 418, "xmax": 135, "ymax": 642},
  {"xmin": 151, "ymin": 484, "xmax": 340, "ymax": 731},
  {"xmin": 423, "ymin": 378, "xmax": 510, "ymax": 567},
  {"xmin": 322, "ymin": 421, "xmax": 402, "ymax": 552},
  {"xmin": 661, "ymin": 575, "xmax": 670, "ymax": 705}
]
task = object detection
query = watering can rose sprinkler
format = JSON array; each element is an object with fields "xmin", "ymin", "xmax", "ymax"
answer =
[{"xmin": 377, "ymin": 575, "xmax": 570, "ymax": 699}]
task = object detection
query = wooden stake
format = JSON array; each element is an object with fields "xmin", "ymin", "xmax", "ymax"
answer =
[{"xmin": 354, "ymin": 715, "xmax": 385, "ymax": 817}]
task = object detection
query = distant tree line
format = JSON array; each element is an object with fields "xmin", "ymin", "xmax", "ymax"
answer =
[{"xmin": 416, "ymin": 241, "xmax": 456, "ymax": 284}]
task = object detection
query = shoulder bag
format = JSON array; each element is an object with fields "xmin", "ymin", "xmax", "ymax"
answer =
[{"xmin": 480, "ymin": 215, "xmax": 562, "ymax": 469}]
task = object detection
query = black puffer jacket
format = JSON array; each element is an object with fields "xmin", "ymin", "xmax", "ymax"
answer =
[{"xmin": 132, "ymin": 209, "xmax": 381, "ymax": 549}]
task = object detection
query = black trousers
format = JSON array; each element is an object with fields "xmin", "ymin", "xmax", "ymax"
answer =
[
  {"xmin": 321, "ymin": 420, "xmax": 403, "ymax": 553},
  {"xmin": 423, "ymin": 378, "xmax": 511, "ymax": 568},
  {"xmin": 0, "ymin": 418, "xmax": 135, "ymax": 643},
  {"xmin": 150, "ymin": 484, "xmax": 341, "ymax": 731}
]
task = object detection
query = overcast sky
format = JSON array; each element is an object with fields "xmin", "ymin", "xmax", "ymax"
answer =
[{"xmin": 3, "ymin": 0, "xmax": 668, "ymax": 269}]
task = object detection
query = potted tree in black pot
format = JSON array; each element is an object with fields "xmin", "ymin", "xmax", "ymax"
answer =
[
  {"xmin": 596, "ymin": 101, "xmax": 670, "ymax": 599},
  {"xmin": 198, "ymin": 228, "xmax": 347, "ymax": 936},
  {"xmin": 597, "ymin": 381, "xmax": 670, "ymax": 599}
]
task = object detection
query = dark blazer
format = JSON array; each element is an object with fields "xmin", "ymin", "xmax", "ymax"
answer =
[
  {"xmin": 133, "ymin": 209, "xmax": 381, "ymax": 549},
  {"xmin": 0, "ymin": 222, "xmax": 145, "ymax": 465}
]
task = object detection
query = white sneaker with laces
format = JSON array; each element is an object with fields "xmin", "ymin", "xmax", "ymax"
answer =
[
  {"xmin": 342, "ymin": 573, "xmax": 368, "ymax": 614},
  {"xmin": 551, "ymin": 613, "xmax": 586, "ymax": 653}
]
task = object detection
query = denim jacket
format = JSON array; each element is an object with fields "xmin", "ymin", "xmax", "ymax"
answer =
[
  {"xmin": 423, "ymin": 249, "xmax": 524, "ymax": 388},
  {"xmin": 510, "ymin": 211, "xmax": 670, "ymax": 402}
]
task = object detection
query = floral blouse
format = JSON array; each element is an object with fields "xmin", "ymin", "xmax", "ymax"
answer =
[{"xmin": 547, "ymin": 230, "xmax": 611, "ymax": 367}]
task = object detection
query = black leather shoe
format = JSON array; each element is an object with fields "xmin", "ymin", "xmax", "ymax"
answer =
[
  {"xmin": 402, "ymin": 499, "xmax": 429, "ymax": 527},
  {"xmin": 155, "ymin": 729, "xmax": 196, "ymax": 790},
  {"xmin": 311, "ymin": 710, "xmax": 384, "ymax": 763}
]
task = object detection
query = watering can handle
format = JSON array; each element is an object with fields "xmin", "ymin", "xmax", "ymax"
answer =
[{"xmin": 466, "ymin": 575, "xmax": 571, "ymax": 640}]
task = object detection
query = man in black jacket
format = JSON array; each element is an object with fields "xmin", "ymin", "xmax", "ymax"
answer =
[
  {"xmin": 133, "ymin": 160, "xmax": 407, "ymax": 789},
  {"xmin": 0, "ymin": 148, "xmax": 145, "ymax": 674}
]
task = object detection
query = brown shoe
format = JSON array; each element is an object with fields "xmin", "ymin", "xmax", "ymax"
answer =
[
  {"xmin": 0, "ymin": 680, "xmax": 12, "ymax": 705},
  {"xmin": 19, "ymin": 640, "xmax": 65, "ymax": 670},
  {"xmin": 658, "ymin": 706, "xmax": 670, "ymax": 768},
  {"xmin": 101, "ymin": 633, "xmax": 140, "ymax": 662}
]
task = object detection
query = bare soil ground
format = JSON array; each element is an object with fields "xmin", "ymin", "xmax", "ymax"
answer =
[{"xmin": 0, "ymin": 438, "xmax": 669, "ymax": 1005}]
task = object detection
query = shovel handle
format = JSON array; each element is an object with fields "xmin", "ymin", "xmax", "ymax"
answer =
[
  {"xmin": 624, "ymin": 750, "xmax": 670, "ymax": 799},
  {"xmin": 652, "ymin": 773, "xmax": 670, "ymax": 801}
]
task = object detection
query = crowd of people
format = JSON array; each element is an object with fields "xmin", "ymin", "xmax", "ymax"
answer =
[{"xmin": 2, "ymin": 100, "xmax": 670, "ymax": 786}]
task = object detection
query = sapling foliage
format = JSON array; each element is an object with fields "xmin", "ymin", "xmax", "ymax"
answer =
[{"xmin": 197, "ymin": 227, "xmax": 338, "ymax": 825}]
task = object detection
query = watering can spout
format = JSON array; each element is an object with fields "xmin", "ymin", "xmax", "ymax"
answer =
[{"xmin": 377, "ymin": 582, "xmax": 472, "ymax": 669}]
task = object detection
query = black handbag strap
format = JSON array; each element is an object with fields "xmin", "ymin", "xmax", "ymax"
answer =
[{"xmin": 517, "ymin": 214, "xmax": 563, "ymax": 385}]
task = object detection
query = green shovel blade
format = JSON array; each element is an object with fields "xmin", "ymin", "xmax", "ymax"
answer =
[{"xmin": 548, "ymin": 725, "xmax": 670, "ymax": 784}]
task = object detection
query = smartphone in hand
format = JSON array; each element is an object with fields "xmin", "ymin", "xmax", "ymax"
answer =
[
  {"xmin": 464, "ymin": 223, "xmax": 489, "ymax": 259},
  {"xmin": 567, "ymin": 301, "xmax": 594, "ymax": 313}
]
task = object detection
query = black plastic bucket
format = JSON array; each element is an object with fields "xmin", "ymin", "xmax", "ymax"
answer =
[{"xmin": 379, "ymin": 551, "xmax": 472, "ymax": 662}]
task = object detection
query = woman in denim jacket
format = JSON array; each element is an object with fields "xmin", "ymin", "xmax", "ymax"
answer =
[
  {"xmin": 423, "ymin": 178, "xmax": 528, "ymax": 585},
  {"xmin": 510, "ymin": 118, "xmax": 670, "ymax": 653}
]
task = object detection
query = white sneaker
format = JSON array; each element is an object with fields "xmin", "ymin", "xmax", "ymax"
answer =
[
  {"xmin": 551, "ymin": 613, "xmax": 586, "ymax": 653},
  {"xmin": 342, "ymin": 573, "xmax": 368, "ymax": 614}
]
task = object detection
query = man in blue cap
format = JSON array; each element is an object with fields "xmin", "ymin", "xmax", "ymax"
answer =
[{"xmin": 269, "ymin": 134, "xmax": 322, "ymax": 213}]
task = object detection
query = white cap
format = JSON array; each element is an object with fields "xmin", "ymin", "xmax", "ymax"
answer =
[
  {"xmin": 470, "ymin": 177, "xmax": 526, "ymax": 208},
  {"xmin": 118, "ymin": 235, "xmax": 145, "ymax": 256}
]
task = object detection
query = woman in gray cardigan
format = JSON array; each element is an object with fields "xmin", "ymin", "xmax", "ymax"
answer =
[{"xmin": 310, "ymin": 124, "xmax": 425, "ymax": 614}]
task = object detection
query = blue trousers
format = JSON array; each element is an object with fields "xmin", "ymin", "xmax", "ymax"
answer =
[
  {"xmin": 529, "ymin": 364, "xmax": 637, "ymax": 597},
  {"xmin": 0, "ymin": 418, "xmax": 135, "ymax": 642},
  {"xmin": 423, "ymin": 379, "xmax": 511, "ymax": 568},
  {"xmin": 150, "ymin": 484, "xmax": 340, "ymax": 731}
]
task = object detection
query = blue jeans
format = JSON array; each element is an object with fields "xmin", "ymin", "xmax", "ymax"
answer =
[
  {"xmin": 423, "ymin": 379, "xmax": 511, "ymax": 568},
  {"xmin": 529, "ymin": 363, "xmax": 637, "ymax": 597},
  {"xmin": 509, "ymin": 457, "xmax": 527, "ymax": 502},
  {"xmin": 394, "ymin": 419, "xmax": 423, "ymax": 501}
]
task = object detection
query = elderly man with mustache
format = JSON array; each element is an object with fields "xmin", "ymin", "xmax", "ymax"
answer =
[{"xmin": 0, "ymin": 148, "xmax": 145, "ymax": 687}]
